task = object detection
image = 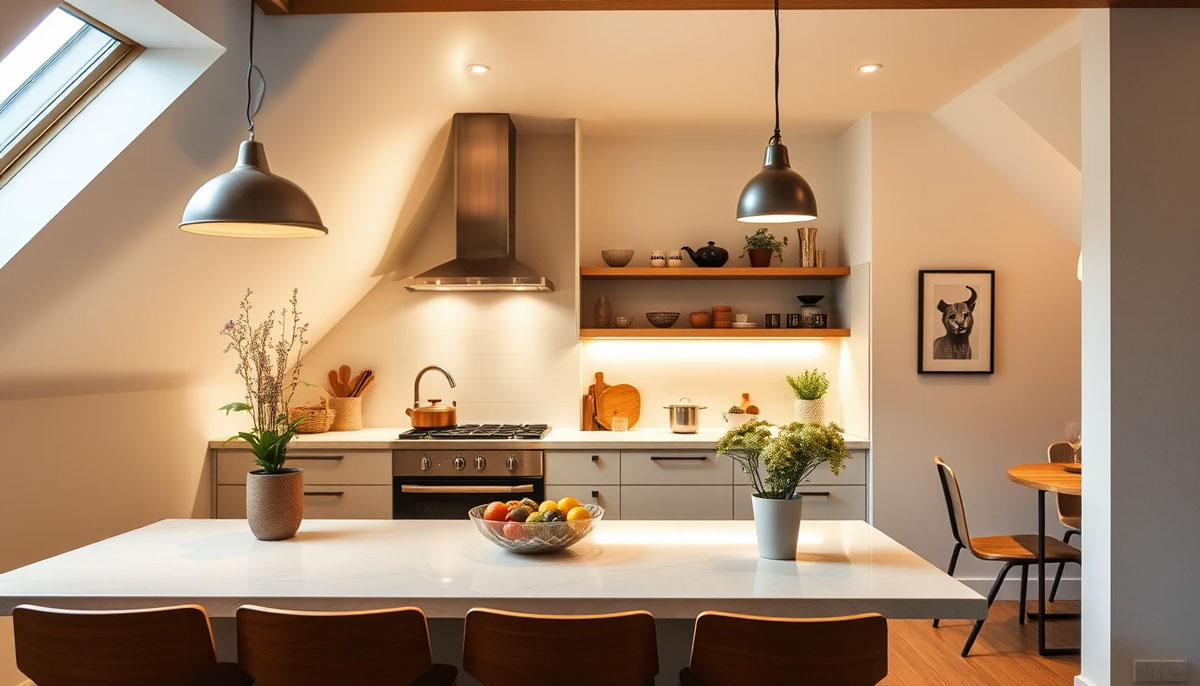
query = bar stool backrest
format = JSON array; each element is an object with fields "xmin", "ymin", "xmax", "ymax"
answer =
[
  {"xmin": 935, "ymin": 457, "xmax": 973, "ymax": 550},
  {"xmin": 1046, "ymin": 442, "xmax": 1083, "ymax": 524}
]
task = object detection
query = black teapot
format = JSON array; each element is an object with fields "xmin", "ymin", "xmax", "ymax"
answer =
[{"xmin": 681, "ymin": 241, "xmax": 729, "ymax": 268}]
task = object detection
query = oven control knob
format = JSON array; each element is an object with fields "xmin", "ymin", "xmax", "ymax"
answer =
[
  {"xmin": 474, "ymin": 455, "xmax": 487, "ymax": 471},
  {"xmin": 419, "ymin": 456, "xmax": 431, "ymax": 471},
  {"xmin": 453, "ymin": 456, "xmax": 465, "ymax": 471},
  {"xmin": 505, "ymin": 455, "xmax": 519, "ymax": 472}
]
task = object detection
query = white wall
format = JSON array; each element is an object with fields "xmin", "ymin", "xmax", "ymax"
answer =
[
  {"xmin": 834, "ymin": 115, "xmax": 873, "ymax": 443},
  {"xmin": 867, "ymin": 112, "xmax": 1081, "ymax": 593},
  {"xmin": 1079, "ymin": 8, "xmax": 1200, "ymax": 685}
]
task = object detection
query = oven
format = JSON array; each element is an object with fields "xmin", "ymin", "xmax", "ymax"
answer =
[{"xmin": 392, "ymin": 449, "xmax": 544, "ymax": 520}]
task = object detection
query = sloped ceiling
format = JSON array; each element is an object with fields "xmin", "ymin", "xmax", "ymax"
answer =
[{"xmin": 0, "ymin": 1, "xmax": 1074, "ymax": 399}]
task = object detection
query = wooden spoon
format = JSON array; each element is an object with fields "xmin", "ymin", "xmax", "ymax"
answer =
[
  {"xmin": 328, "ymin": 369, "xmax": 343, "ymax": 397},
  {"xmin": 338, "ymin": 365, "xmax": 352, "ymax": 395}
]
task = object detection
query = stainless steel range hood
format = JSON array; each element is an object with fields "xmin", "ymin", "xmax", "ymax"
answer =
[{"xmin": 404, "ymin": 113, "xmax": 553, "ymax": 292}]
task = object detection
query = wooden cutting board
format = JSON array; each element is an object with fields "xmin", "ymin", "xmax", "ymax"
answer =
[{"xmin": 595, "ymin": 384, "xmax": 641, "ymax": 430}]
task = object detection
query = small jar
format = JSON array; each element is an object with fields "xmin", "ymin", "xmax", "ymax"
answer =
[{"xmin": 610, "ymin": 414, "xmax": 629, "ymax": 432}]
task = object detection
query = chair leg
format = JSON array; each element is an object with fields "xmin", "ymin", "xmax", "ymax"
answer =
[
  {"xmin": 962, "ymin": 561, "xmax": 1015, "ymax": 658},
  {"xmin": 933, "ymin": 543, "xmax": 964, "ymax": 629},
  {"xmin": 1019, "ymin": 563, "xmax": 1028, "ymax": 625},
  {"xmin": 1050, "ymin": 530, "xmax": 1079, "ymax": 603}
]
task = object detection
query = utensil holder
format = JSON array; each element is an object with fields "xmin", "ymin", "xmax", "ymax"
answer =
[{"xmin": 327, "ymin": 397, "xmax": 363, "ymax": 431}]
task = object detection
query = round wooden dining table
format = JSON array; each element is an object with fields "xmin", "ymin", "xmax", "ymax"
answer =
[{"xmin": 1007, "ymin": 462, "xmax": 1082, "ymax": 656}]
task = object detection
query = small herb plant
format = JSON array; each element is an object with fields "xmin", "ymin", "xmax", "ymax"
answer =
[
  {"xmin": 740, "ymin": 227, "xmax": 788, "ymax": 261},
  {"xmin": 786, "ymin": 370, "xmax": 830, "ymax": 400},
  {"xmin": 726, "ymin": 405, "xmax": 746, "ymax": 414},
  {"xmin": 716, "ymin": 420, "xmax": 851, "ymax": 500},
  {"xmin": 220, "ymin": 289, "xmax": 311, "ymax": 474}
]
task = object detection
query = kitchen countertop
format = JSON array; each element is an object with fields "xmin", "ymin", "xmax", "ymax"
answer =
[
  {"xmin": 209, "ymin": 427, "xmax": 870, "ymax": 451},
  {"xmin": 0, "ymin": 518, "xmax": 980, "ymax": 620}
]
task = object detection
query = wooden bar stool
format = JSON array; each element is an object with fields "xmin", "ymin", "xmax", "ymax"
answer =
[
  {"xmin": 680, "ymin": 611, "xmax": 888, "ymax": 686},
  {"xmin": 236, "ymin": 605, "xmax": 457, "ymax": 686},
  {"xmin": 463, "ymin": 608, "xmax": 658, "ymax": 686},
  {"xmin": 13, "ymin": 603, "xmax": 249, "ymax": 686}
]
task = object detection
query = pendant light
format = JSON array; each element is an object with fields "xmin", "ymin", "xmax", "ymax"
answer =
[
  {"xmin": 736, "ymin": 0, "xmax": 817, "ymax": 223},
  {"xmin": 179, "ymin": 1, "xmax": 327, "ymax": 237}
]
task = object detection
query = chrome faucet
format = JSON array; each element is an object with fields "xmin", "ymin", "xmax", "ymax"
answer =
[{"xmin": 413, "ymin": 366, "xmax": 456, "ymax": 408}]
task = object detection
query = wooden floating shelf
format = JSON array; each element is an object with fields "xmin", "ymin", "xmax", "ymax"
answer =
[
  {"xmin": 580, "ymin": 328, "xmax": 850, "ymax": 339},
  {"xmin": 580, "ymin": 266, "xmax": 850, "ymax": 279}
]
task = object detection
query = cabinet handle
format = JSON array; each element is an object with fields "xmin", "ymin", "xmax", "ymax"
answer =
[
  {"xmin": 289, "ymin": 456, "xmax": 345, "ymax": 461},
  {"xmin": 591, "ymin": 490, "xmax": 599, "ymax": 498},
  {"xmin": 591, "ymin": 455, "xmax": 599, "ymax": 462},
  {"xmin": 796, "ymin": 491, "xmax": 831, "ymax": 498},
  {"xmin": 650, "ymin": 455, "xmax": 708, "ymax": 461},
  {"xmin": 399, "ymin": 484, "xmax": 535, "ymax": 494},
  {"xmin": 304, "ymin": 491, "xmax": 345, "ymax": 497}
]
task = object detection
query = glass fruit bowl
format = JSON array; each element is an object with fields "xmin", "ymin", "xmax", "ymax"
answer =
[{"xmin": 469, "ymin": 503, "xmax": 604, "ymax": 554}]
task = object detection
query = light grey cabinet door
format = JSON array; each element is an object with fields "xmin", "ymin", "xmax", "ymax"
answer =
[
  {"xmin": 545, "ymin": 450, "xmax": 620, "ymax": 485},
  {"xmin": 733, "ymin": 485, "xmax": 866, "ymax": 521},
  {"xmin": 620, "ymin": 485, "xmax": 733, "ymax": 520},
  {"xmin": 217, "ymin": 485, "xmax": 392, "ymax": 519},
  {"xmin": 545, "ymin": 484, "xmax": 621, "ymax": 520},
  {"xmin": 620, "ymin": 451, "xmax": 731, "ymax": 485}
]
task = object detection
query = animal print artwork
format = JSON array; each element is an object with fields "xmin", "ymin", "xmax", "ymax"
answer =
[
  {"xmin": 918, "ymin": 270, "xmax": 994, "ymax": 374},
  {"xmin": 933, "ymin": 286, "xmax": 977, "ymax": 360}
]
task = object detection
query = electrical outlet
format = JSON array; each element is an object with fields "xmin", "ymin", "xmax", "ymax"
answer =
[
  {"xmin": 1162, "ymin": 660, "xmax": 1189, "ymax": 683},
  {"xmin": 1136, "ymin": 660, "xmax": 1164, "ymax": 683}
]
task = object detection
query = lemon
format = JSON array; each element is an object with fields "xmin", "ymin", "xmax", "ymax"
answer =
[
  {"xmin": 566, "ymin": 506, "xmax": 591, "ymax": 521},
  {"xmin": 538, "ymin": 500, "xmax": 560, "ymax": 514},
  {"xmin": 557, "ymin": 496, "xmax": 582, "ymax": 513}
]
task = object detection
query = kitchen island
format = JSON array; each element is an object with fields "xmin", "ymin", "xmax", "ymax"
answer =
[{"xmin": 0, "ymin": 518, "xmax": 981, "ymax": 683}]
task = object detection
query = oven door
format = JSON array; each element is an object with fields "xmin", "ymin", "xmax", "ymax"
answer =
[{"xmin": 392, "ymin": 477, "xmax": 545, "ymax": 519}]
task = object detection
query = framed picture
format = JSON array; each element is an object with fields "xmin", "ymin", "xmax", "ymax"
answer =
[{"xmin": 918, "ymin": 270, "xmax": 995, "ymax": 374}]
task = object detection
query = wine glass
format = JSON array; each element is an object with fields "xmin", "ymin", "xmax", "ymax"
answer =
[{"xmin": 1065, "ymin": 421, "xmax": 1081, "ymax": 463}]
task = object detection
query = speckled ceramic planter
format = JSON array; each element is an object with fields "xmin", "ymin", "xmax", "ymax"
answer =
[{"xmin": 246, "ymin": 468, "xmax": 303, "ymax": 541}]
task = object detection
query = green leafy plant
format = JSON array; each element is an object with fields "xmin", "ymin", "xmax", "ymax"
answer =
[
  {"xmin": 726, "ymin": 405, "xmax": 746, "ymax": 414},
  {"xmin": 716, "ymin": 419, "xmax": 851, "ymax": 499},
  {"xmin": 786, "ymin": 370, "xmax": 830, "ymax": 400},
  {"xmin": 740, "ymin": 227, "xmax": 788, "ymax": 261},
  {"xmin": 220, "ymin": 289, "xmax": 310, "ymax": 473}
]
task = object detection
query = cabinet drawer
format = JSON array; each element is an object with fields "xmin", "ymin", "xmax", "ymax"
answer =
[
  {"xmin": 545, "ymin": 450, "xmax": 620, "ymax": 485},
  {"xmin": 216, "ymin": 485, "xmax": 392, "ymax": 519},
  {"xmin": 545, "ymin": 484, "xmax": 621, "ymax": 520},
  {"xmin": 620, "ymin": 451, "xmax": 732, "ymax": 485},
  {"xmin": 733, "ymin": 485, "xmax": 866, "ymax": 521},
  {"xmin": 620, "ymin": 486, "xmax": 732, "ymax": 520},
  {"xmin": 739, "ymin": 449, "xmax": 868, "ymax": 487},
  {"xmin": 216, "ymin": 450, "xmax": 391, "ymax": 486}
]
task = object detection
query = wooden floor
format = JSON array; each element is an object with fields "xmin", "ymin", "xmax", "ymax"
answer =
[{"xmin": 883, "ymin": 601, "xmax": 1081, "ymax": 685}]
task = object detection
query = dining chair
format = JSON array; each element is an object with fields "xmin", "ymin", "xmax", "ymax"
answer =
[
  {"xmin": 236, "ymin": 605, "xmax": 457, "ymax": 686},
  {"xmin": 932, "ymin": 457, "xmax": 1081, "ymax": 657},
  {"xmin": 1047, "ymin": 441, "xmax": 1083, "ymax": 602},
  {"xmin": 463, "ymin": 607, "xmax": 658, "ymax": 686},
  {"xmin": 680, "ymin": 611, "xmax": 887, "ymax": 686},
  {"xmin": 13, "ymin": 603, "xmax": 250, "ymax": 686}
]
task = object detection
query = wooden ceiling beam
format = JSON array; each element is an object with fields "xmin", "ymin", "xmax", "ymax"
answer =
[{"xmin": 278, "ymin": 0, "xmax": 1200, "ymax": 12}]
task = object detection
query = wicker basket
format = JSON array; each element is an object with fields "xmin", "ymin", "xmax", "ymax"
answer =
[
  {"xmin": 289, "ymin": 398, "xmax": 335, "ymax": 434},
  {"xmin": 327, "ymin": 397, "xmax": 363, "ymax": 431}
]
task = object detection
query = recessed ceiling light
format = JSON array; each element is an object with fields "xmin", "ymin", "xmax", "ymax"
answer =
[
  {"xmin": 466, "ymin": 64, "xmax": 491, "ymax": 74},
  {"xmin": 857, "ymin": 63, "xmax": 882, "ymax": 74}
]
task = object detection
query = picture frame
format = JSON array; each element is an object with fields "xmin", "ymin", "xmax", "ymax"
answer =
[{"xmin": 917, "ymin": 270, "xmax": 995, "ymax": 374}]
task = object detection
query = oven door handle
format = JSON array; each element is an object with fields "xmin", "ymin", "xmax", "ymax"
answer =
[{"xmin": 399, "ymin": 484, "xmax": 535, "ymax": 494}]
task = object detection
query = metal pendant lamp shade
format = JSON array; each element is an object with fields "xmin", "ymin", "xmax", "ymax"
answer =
[
  {"xmin": 736, "ymin": 141, "xmax": 817, "ymax": 222},
  {"xmin": 180, "ymin": 140, "xmax": 327, "ymax": 237}
]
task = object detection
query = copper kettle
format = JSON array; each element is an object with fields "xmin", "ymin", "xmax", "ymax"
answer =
[{"xmin": 407, "ymin": 399, "xmax": 457, "ymax": 428}]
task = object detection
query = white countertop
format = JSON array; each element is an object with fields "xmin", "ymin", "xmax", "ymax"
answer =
[
  {"xmin": 209, "ymin": 427, "xmax": 870, "ymax": 451},
  {"xmin": 0, "ymin": 519, "xmax": 981, "ymax": 620}
]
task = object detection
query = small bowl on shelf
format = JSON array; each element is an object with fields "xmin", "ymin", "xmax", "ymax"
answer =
[
  {"xmin": 601, "ymin": 250, "xmax": 635, "ymax": 267},
  {"xmin": 469, "ymin": 504, "xmax": 604, "ymax": 554},
  {"xmin": 614, "ymin": 316, "xmax": 633, "ymax": 329},
  {"xmin": 645, "ymin": 312, "xmax": 680, "ymax": 328}
]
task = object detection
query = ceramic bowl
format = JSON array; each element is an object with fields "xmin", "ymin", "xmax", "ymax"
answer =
[
  {"xmin": 614, "ymin": 316, "xmax": 633, "ymax": 328},
  {"xmin": 645, "ymin": 312, "xmax": 680, "ymax": 328},
  {"xmin": 602, "ymin": 250, "xmax": 635, "ymax": 267},
  {"xmin": 723, "ymin": 412, "xmax": 754, "ymax": 428}
]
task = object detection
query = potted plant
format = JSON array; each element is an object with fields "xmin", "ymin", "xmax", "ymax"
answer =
[
  {"xmin": 740, "ymin": 227, "xmax": 787, "ymax": 268},
  {"xmin": 787, "ymin": 369, "xmax": 830, "ymax": 424},
  {"xmin": 220, "ymin": 289, "xmax": 311, "ymax": 541},
  {"xmin": 717, "ymin": 420, "xmax": 851, "ymax": 559}
]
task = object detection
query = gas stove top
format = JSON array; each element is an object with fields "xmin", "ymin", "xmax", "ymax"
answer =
[{"xmin": 399, "ymin": 424, "xmax": 552, "ymax": 440}]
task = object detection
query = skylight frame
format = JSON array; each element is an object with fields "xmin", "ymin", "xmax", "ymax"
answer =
[{"xmin": 0, "ymin": 4, "xmax": 141, "ymax": 187}]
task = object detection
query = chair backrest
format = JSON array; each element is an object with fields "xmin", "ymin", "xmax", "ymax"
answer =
[
  {"xmin": 463, "ymin": 608, "xmax": 658, "ymax": 686},
  {"xmin": 1047, "ymin": 442, "xmax": 1083, "ymax": 522},
  {"xmin": 688, "ymin": 611, "xmax": 888, "ymax": 686},
  {"xmin": 13, "ymin": 604, "xmax": 217, "ymax": 686},
  {"xmin": 934, "ymin": 456, "xmax": 975, "ymax": 550},
  {"xmin": 236, "ymin": 605, "xmax": 435, "ymax": 686}
]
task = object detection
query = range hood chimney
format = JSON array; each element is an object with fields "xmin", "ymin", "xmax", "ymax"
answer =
[{"xmin": 404, "ymin": 113, "xmax": 553, "ymax": 292}]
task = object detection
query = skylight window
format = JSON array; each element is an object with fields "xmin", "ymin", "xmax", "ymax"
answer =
[{"xmin": 0, "ymin": 6, "xmax": 137, "ymax": 183}]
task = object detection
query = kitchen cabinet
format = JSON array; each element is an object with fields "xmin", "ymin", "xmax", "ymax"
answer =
[
  {"xmin": 544, "ymin": 449, "xmax": 620, "ymax": 485},
  {"xmin": 216, "ymin": 485, "xmax": 392, "ymax": 519},
  {"xmin": 619, "ymin": 450, "xmax": 732, "ymax": 485},
  {"xmin": 545, "ymin": 484, "xmax": 621, "ymax": 520},
  {"xmin": 621, "ymin": 485, "xmax": 732, "ymax": 520},
  {"xmin": 214, "ymin": 449, "xmax": 391, "ymax": 519},
  {"xmin": 733, "ymin": 485, "xmax": 867, "ymax": 522}
]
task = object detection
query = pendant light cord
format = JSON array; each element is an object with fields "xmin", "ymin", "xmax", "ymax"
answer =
[
  {"xmin": 246, "ymin": 0, "xmax": 266, "ymax": 139},
  {"xmin": 771, "ymin": 0, "xmax": 781, "ymax": 145}
]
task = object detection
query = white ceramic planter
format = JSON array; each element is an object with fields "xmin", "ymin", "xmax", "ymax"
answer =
[
  {"xmin": 750, "ymin": 494, "xmax": 804, "ymax": 560},
  {"xmin": 246, "ymin": 468, "xmax": 304, "ymax": 541},
  {"xmin": 793, "ymin": 397, "xmax": 825, "ymax": 424}
]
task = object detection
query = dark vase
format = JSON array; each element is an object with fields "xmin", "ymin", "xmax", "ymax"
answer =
[{"xmin": 747, "ymin": 248, "xmax": 774, "ymax": 268}]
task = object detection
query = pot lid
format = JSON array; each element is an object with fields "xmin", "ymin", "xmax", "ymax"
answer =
[{"xmin": 664, "ymin": 397, "xmax": 707, "ymax": 409}]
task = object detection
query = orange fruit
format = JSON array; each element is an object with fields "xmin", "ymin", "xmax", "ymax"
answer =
[
  {"xmin": 538, "ymin": 500, "xmax": 559, "ymax": 514},
  {"xmin": 566, "ymin": 506, "xmax": 591, "ymax": 521},
  {"xmin": 483, "ymin": 501, "xmax": 510, "ymax": 522},
  {"xmin": 557, "ymin": 496, "xmax": 582, "ymax": 513}
]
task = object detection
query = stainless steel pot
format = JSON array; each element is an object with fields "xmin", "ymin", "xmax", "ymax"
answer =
[{"xmin": 664, "ymin": 397, "xmax": 706, "ymax": 434}]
